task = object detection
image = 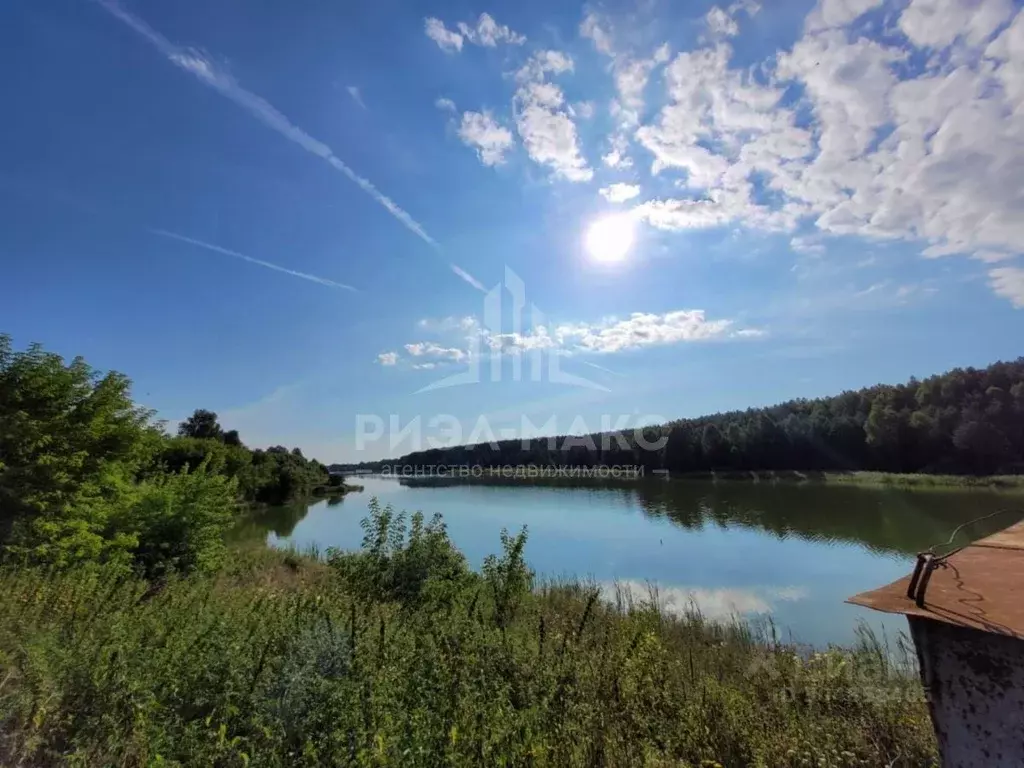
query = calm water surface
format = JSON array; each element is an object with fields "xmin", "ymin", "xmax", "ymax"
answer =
[{"xmin": 245, "ymin": 476, "xmax": 1022, "ymax": 647}]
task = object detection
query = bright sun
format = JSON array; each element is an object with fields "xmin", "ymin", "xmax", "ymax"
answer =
[{"xmin": 584, "ymin": 214, "xmax": 635, "ymax": 263}]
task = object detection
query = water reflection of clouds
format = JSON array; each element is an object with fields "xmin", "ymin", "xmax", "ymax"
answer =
[{"xmin": 599, "ymin": 580, "xmax": 809, "ymax": 621}]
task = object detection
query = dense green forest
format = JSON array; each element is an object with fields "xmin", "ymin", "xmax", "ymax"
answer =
[
  {"xmin": 0, "ymin": 334, "xmax": 337, "ymax": 575},
  {"xmin": 384, "ymin": 359, "xmax": 1024, "ymax": 476}
]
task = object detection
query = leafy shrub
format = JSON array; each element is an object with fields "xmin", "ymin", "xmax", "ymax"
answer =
[
  {"xmin": 328, "ymin": 498, "xmax": 469, "ymax": 604},
  {"xmin": 114, "ymin": 461, "xmax": 238, "ymax": 578},
  {"xmin": 482, "ymin": 526, "xmax": 532, "ymax": 629}
]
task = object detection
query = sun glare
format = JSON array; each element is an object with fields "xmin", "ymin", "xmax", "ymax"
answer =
[{"xmin": 584, "ymin": 214, "xmax": 635, "ymax": 263}]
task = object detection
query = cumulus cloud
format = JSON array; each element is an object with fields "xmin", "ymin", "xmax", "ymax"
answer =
[
  {"xmin": 599, "ymin": 183, "xmax": 642, "ymax": 203},
  {"xmin": 457, "ymin": 110, "xmax": 515, "ymax": 166},
  {"xmin": 404, "ymin": 342, "xmax": 467, "ymax": 362},
  {"xmin": 603, "ymin": 134, "xmax": 634, "ymax": 169},
  {"xmin": 631, "ymin": 198, "xmax": 733, "ymax": 230},
  {"xmin": 424, "ymin": 18, "xmax": 463, "ymax": 52},
  {"xmin": 382, "ymin": 306, "xmax": 756, "ymax": 368},
  {"xmin": 706, "ymin": 6, "xmax": 739, "ymax": 37},
  {"xmin": 426, "ymin": 13, "xmax": 525, "ymax": 52},
  {"xmin": 580, "ymin": 12, "xmax": 614, "ymax": 56},
  {"xmin": 614, "ymin": 44, "xmax": 671, "ymax": 115},
  {"xmin": 457, "ymin": 12, "xmax": 526, "ymax": 46},
  {"xmin": 515, "ymin": 49, "xmax": 574, "ymax": 82},
  {"xmin": 624, "ymin": 0, "xmax": 1024, "ymax": 303},
  {"xmin": 804, "ymin": 0, "xmax": 884, "ymax": 32},
  {"xmin": 898, "ymin": 0, "xmax": 1012, "ymax": 49},
  {"xmin": 558, "ymin": 310, "xmax": 733, "ymax": 352},
  {"xmin": 989, "ymin": 267, "xmax": 1024, "ymax": 308},
  {"xmin": 377, "ymin": 352, "xmax": 399, "ymax": 366},
  {"xmin": 514, "ymin": 51, "xmax": 592, "ymax": 182},
  {"xmin": 435, "ymin": 97, "xmax": 456, "ymax": 112},
  {"xmin": 572, "ymin": 100, "xmax": 596, "ymax": 119}
]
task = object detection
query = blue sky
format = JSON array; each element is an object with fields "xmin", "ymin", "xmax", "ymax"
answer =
[{"xmin": 3, "ymin": 0, "xmax": 1024, "ymax": 462}]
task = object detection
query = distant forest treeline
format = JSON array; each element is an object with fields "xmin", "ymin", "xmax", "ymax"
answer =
[{"xmin": 350, "ymin": 359, "xmax": 1024, "ymax": 476}]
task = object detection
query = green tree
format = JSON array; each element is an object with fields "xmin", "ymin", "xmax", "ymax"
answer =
[
  {"xmin": 178, "ymin": 409, "xmax": 223, "ymax": 441},
  {"xmin": 0, "ymin": 334, "xmax": 154, "ymax": 564}
]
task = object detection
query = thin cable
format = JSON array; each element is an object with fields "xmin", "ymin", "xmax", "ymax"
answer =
[{"xmin": 927, "ymin": 508, "xmax": 1023, "ymax": 562}]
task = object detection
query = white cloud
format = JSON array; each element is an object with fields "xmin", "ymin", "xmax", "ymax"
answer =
[
  {"xmin": 514, "ymin": 52, "xmax": 592, "ymax": 182},
  {"xmin": 559, "ymin": 310, "xmax": 732, "ymax": 352},
  {"xmin": 435, "ymin": 97, "xmax": 456, "ymax": 112},
  {"xmin": 346, "ymin": 85, "xmax": 366, "ymax": 109},
  {"xmin": 989, "ymin": 267, "xmax": 1024, "ymax": 307},
  {"xmin": 791, "ymin": 235, "xmax": 826, "ymax": 255},
  {"xmin": 515, "ymin": 49, "xmax": 574, "ymax": 82},
  {"xmin": 377, "ymin": 352, "xmax": 399, "ymax": 366},
  {"xmin": 729, "ymin": 0, "xmax": 762, "ymax": 16},
  {"xmin": 603, "ymin": 146, "xmax": 633, "ymax": 169},
  {"xmin": 404, "ymin": 342, "xmax": 467, "ymax": 362},
  {"xmin": 457, "ymin": 12, "xmax": 526, "ymax": 46},
  {"xmin": 572, "ymin": 100, "xmax": 596, "ymax": 119},
  {"xmin": 458, "ymin": 111, "xmax": 515, "ymax": 166},
  {"xmin": 973, "ymin": 250, "xmax": 1016, "ymax": 263},
  {"xmin": 631, "ymin": 198, "xmax": 733, "ymax": 230},
  {"xmin": 580, "ymin": 12, "xmax": 614, "ymax": 56},
  {"xmin": 899, "ymin": 0, "xmax": 1012, "ymax": 49},
  {"xmin": 622, "ymin": 0, "xmax": 1024, "ymax": 304},
  {"xmin": 599, "ymin": 183, "xmax": 642, "ymax": 203},
  {"xmin": 610, "ymin": 44, "xmax": 671, "ymax": 128},
  {"xmin": 805, "ymin": 0, "xmax": 884, "ymax": 32},
  {"xmin": 427, "ymin": 13, "xmax": 524, "ymax": 52},
  {"xmin": 383, "ymin": 306, "xmax": 749, "ymax": 368},
  {"xmin": 706, "ymin": 7, "xmax": 739, "ymax": 37},
  {"xmin": 516, "ymin": 103, "xmax": 592, "ymax": 181},
  {"xmin": 424, "ymin": 17, "xmax": 463, "ymax": 52}
]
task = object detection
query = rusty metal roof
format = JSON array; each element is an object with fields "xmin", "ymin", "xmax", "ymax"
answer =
[{"xmin": 848, "ymin": 520, "xmax": 1024, "ymax": 639}]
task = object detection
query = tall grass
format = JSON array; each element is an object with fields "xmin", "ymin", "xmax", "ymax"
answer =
[{"xmin": 0, "ymin": 501, "xmax": 938, "ymax": 767}]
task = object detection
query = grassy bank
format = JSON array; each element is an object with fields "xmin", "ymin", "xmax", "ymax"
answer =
[
  {"xmin": 0, "ymin": 502, "xmax": 937, "ymax": 767},
  {"xmin": 667, "ymin": 469, "xmax": 1024, "ymax": 490}
]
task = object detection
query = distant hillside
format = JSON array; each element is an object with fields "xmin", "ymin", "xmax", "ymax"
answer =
[{"xmin": 378, "ymin": 359, "xmax": 1024, "ymax": 476}]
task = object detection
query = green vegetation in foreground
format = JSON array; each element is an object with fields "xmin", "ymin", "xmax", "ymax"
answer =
[
  {"xmin": 0, "ymin": 500, "xmax": 937, "ymax": 767},
  {"xmin": 0, "ymin": 333, "xmax": 355, "ymax": 576}
]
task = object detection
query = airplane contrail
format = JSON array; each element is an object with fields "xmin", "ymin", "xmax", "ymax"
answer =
[
  {"xmin": 152, "ymin": 229, "xmax": 357, "ymax": 291},
  {"xmin": 93, "ymin": 0, "xmax": 486, "ymax": 292}
]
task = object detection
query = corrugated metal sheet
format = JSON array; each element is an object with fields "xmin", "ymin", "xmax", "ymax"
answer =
[{"xmin": 848, "ymin": 520, "xmax": 1024, "ymax": 639}]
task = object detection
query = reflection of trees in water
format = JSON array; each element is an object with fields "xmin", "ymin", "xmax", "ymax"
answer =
[
  {"xmin": 632, "ymin": 481, "xmax": 1021, "ymax": 557},
  {"xmin": 398, "ymin": 475, "xmax": 1021, "ymax": 557},
  {"xmin": 239, "ymin": 477, "xmax": 1019, "ymax": 559},
  {"xmin": 233, "ymin": 494, "xmax": 352, "ymax": 544},
  {"xmin": 230, "ymin": 502, "xmax": 313, "ymax": 543}
]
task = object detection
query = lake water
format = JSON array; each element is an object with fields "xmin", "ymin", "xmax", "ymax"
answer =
[{"xmin": 244, "ymin": 476, "xmax": 1022, "ymax": 647}]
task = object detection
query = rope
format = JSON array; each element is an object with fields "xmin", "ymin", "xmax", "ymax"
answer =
[
  {"xmin": 927, "ymin": 508, "xmax": 1023, "ymax": 562},
  {"xmin": 908, "ymin": 508, "xmax": 1023, "ymax": 607}
]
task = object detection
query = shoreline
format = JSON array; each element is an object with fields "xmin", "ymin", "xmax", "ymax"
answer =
[{"xmin": 362, "ymin": 468, "xmax": 1024, "ymax": 492}]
